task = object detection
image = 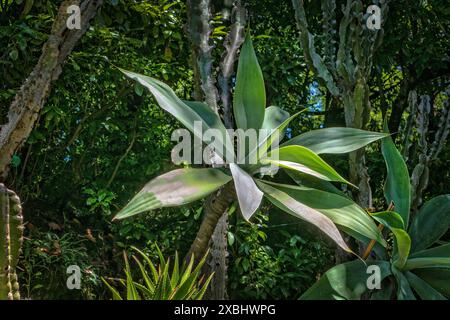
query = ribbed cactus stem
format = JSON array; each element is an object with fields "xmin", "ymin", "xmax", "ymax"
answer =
[{"xmin": 0, "ymin": 184, "xmax": 23, "ymax": 300}]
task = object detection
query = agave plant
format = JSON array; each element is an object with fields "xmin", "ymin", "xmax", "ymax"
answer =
[
  {"xmin": 103, "ymin": 246, "xmax": 213, "ymax": 300},
  {"xmin": 300, "ymin": 125, "xmax": 450, "ymax": 300},
  {"xmin": 114, "ymin": 33, "xmax": 389, "ymax": 259}
]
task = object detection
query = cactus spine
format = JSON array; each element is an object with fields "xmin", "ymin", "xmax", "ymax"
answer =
[{"xmin": 0, "ymin": 184, "xmax": 24, "ymax": 300}]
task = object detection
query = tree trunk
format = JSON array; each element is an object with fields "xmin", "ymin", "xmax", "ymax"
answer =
[
  {"xmin": 186, "ymin": 183, "xmax": 235, "ymax": 265},
  {"xmin": 0, "ymin": 0, "xmax": 102, "ymax": 179}
]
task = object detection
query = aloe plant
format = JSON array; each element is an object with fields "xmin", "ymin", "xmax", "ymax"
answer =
[
  {"xmin": 103, "ymin": 246, "xmax": 213, "ymax": 300},
  {"xmin": 114, "ymin": 33, "xmax": 389, "ymax": 268},
  {"xmin": 300, "ymin": 127, "xmax": 450, "ymax": 300},
  {"xmin": 0, "ymin": 184, "xmax": 24, "ymax": 300}
]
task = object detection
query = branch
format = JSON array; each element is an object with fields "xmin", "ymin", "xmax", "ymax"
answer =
[
  {"xmin": 0, "ymin": 0, "xmax": 103, "ymax": 179},
  {"xmin": 291, "ymin": 0, "xmax": 339, "ymax": 96},
  {"xmin": 218, "ymin": 0, "xmax": 246, "ymax": 129},
  {"xmin": 187, "ymin": 0, "xmax": 219, "ymax": 113}
]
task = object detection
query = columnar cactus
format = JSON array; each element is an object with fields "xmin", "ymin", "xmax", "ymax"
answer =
[
  {"xmin": 403, "ymin": 90, "xmax": 450, "ymax": 214},
  {"xmin": 291, "ymin": 0, "xmax": 389, "ymax": 209},
  {"xmin": 0, "ymin": 184, "xmax": 24, "ymax": 300}
]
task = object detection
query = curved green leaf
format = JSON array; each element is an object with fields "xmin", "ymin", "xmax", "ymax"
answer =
[
  {"xmin": 381, "ymin": 122, "xmax": 410, "ymax": 228},
  {"xmin": 404, "ymin": 243, "xmax": 450, "ymax": 271},
  {"xmin": 300, "ymin": 260, "xmax": 391, "ymax": 300},
  {"xmin": 287, "ymin": 171, "xmax": 348, "ymax": 198},
  {"xmin": 370, "ymin": 211, "xmax": 411, "ymax": 269},
  {"xmin": 412, "ymin": 268, "xmax": 450, "ymax": 298},
  {"xmin": 263, "ymin": 145, "xmax": 354, "ymax": 186},
  {"xmin": 391, "ymin": 229, "xmax": 411, "ymax": 269},
  {"xmin": 409, "ymin": 195, "xmax": 450, "ymax": 252},
  {"xmin": 392, "ymin": 267, "xmax": 416, "ymax": 300},
  {"xmin": 370, "ymin": 211, "xmax": 405, "ymax": 230},
  {"xmin": 404, "ymin": 271, "xmax": 447, "ymax": 300},
  {"xmin": 233, "ymin": 33, "xmax": 266, "ymax": 130},
  {"xmin": 283, "ymin": 128, "xmax": 388, "ymax": 154},
  {"xmin": 120, "ymin": 68, "xmax": 234, "ymax": 161},
  {"xmin": 260, "ymin": 181, "xmax": 385, "ymax": 247},
  {"xmin": 256, "ymin": 180, "xmax": 351, "ymax": 252},
  {"xmin": 246, "ymin": 111, "xmax": 303, "ymax": 165},
  {"xmin": 114, "ymin": 168, "xmax": 231, "ymax": 219}
]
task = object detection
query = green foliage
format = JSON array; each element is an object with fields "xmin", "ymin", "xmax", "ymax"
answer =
[
  {"xmin": 103, "ymin": 246, "xmax": 212, "ymax": 300},
  {"xmin": 20, "ymin": 229, "xmax": 101, "ymax": 300},
  {"xmin": 301, "ymin": 137, "xmax": 450, "ymax": 300},
  {"xmin": 115, "ymin": 34, "xmax": 386, "ymax": 255},
  {"xmin": 228, "ymin": 210, "xmax": 333, "ymax": 299}
]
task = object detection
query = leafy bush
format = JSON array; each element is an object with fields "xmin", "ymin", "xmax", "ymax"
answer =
[
  {"xmin": 103, "ymin": 246, "xmax": 212, "ymax": 300},
  {"xmin": 301, "ymin": 128, "xmax": 450, "ymax": 300}
]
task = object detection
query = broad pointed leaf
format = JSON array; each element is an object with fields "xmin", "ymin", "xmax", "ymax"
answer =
[
  {"xmin": 404, "ymin": 244, "xmax": 450, "ymax": 270},
  {"xmin": 256, "ymin": 181, "xmax": 351, "ymax": 252},
  {"xmin": 260, "ymin": 181, "xmax": 385, "ymax": 247},
  {"xmin": 381, "ymin": 121, "xmax": 410, "ymax": 227},
  {"xmin": 114, "ymin": 168, "xmax": 231, "ymax": 219},
  {"xmin": 283, "ymin": 128, "xmax": 388, "ymax": 154},
  {"xmin": 370, "ymin": 211, "xmax": 410, "ymax": 269},
  {"xmin": 246, "ymin": 111, "xmax": 303, "ymax": 165},
  {"xmin": 392, "ymin": 266, "xmax": 416, "ymax": 300},
  {"xmin": 233, "ymin": 33, "xmax": 266, "ymax": 131},
  {"xmin": 404, "ymin": 271, "xmax": 447, "ymax": 300},
  {"xmin": 412, "ymin": 268, "xmax": 450, "ymax": 298},
  {"xmin": 262, "ymin": 145, "xmax": 354, "ymax": 186},
  {"xmin": 409, "ymin": 195, "xmax": 450, "ymax": 252},
  {"xmin": 288, "ymin": 171, "xmax": 348, "ymax": 197},
  {"xmin": 230, "ymin": 163, "xmax": 263, "ymax": 221},
  {"xmin": 300, "ymin": 260, "xmax": 391, "ymax": 300},
  {"xmin": 120, "ymin": 69, "xmax": 234, "ymax": 161}
]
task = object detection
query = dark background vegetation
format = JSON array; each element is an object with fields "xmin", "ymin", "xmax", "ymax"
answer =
[{"xmin": 0, "ymin": 0, "xmax": 448, "ymax": 299}]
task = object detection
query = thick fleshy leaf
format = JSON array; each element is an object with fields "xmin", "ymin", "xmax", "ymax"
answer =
[
  {"xmin": 120, "ymin": 69, "xmax": 234, "ymax": 161},
  {"xmin": 287, "ymin": 171, "xmax": 348, "ymax": 198},
  {"xmin": 409, "ymin": 195, "xmax": 450, "ymax": 252},
  {"xmin": 246, "ymin": 111, "xmax": 303, "ymax": 165},
  {"xmin": 392, "ymin": 267, "xmax": 416, "ymax": 300},
  {"xmin": 261, "ymin": 106, "xmax": 290, "ymax": 131},
  {"xmin": 283, "ymin": 128, "xmax": 388, "ymax": 154},
  {"xmin": 370, "ymin": 211, "xmax": 405, "ymax": 230},
  {"xmin": 404, "ymin": 271, "xmax": 447, "ymax": 300},
  {"xmin": 260, "ymin": 181, "xmax": 385, "ymax": 247},
  {"xmin": 300, "ymin": 260, "xmax": 391, "ymax": 300},
  {"xmin": 370, "ymin": 211, "xmax": 410, "ymax": 269},
  {"xmin": 404, "ymin": 244, "xmax": 450, "ymax": 270},
  {"xmin": 233, "ymin": 33, "xmax": 266, "ymax": 131},
  {"xmin": 230, "ymin": 163, "xmax": 263, "ymax": 221},
  {"xmin": 413, "ymin": 268, "xmax": 450, "ymax": 298},
  {"xmin": 262, "ymin": 145, "xmax": 354, "ymax": 186},
  {"xmin": 256, "ymin": 180, "xmax": 351, "ymax": 252},
  {"xmin": 114, "ymin": 168, "xmax": 231, "ymax": 219},
  {"xmin": 381, "ymin": 122, "xmax": 410, "ymax": 228},
  {"xmin": 391, "ymin": 229, "xmax": 411, "ymax": 269}
]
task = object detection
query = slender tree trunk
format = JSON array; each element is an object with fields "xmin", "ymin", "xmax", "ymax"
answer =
[
  {"xmin": 186, "ymin": 0, "xmax": 245, "ymax": 299},
  {"xmin": 186, "ymin": 183, "xmax": 235, "ymax": 265},
  {"xmin": 0, "ymin": 0, "xmax": 102, "ymax": 180}
]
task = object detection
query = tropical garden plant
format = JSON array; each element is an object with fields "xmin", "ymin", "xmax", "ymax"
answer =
[
  {"xmin": 113, "ymin": 33, "xmax": 390, "ymax": 266},
  {"xmin": 103, "ymin": 245, "xmax": 212, "ymax": 300},
  {"xmin": 300, "ymin": 126, "xmax": 450, "ymax": 300}
]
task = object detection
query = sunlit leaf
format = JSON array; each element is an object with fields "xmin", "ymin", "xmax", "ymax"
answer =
[
  {"xmin": 256, "ymin": 180, "xmax": 352, "ymax": 252},
  {"xmin": 114, "ymin": 168, "xmax": 231, "ymax": 219},
  {"xmin": 233, "ymin": 33, "xmax": 266, "ymax": 131},
  {"xmin": 283, "ymin": 128, "xmax": 388, "ymax": 154}
]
